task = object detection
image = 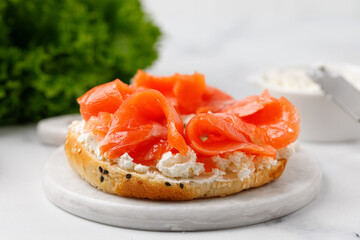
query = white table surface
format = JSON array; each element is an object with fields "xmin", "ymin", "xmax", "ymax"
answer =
[{"xmin": 1, "ymin": 125, "xmax": 360, "ymax": 240}]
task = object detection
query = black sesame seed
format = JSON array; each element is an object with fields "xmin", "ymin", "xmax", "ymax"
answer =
[
  {"xmin": 99, "ymin": 166, "xmax": 103, "ymax": 173},
  {"xmin": 103, "ymin": 170, "xmax": 109, "ymax": 174},
  {"xmin": 180, "ymin": 183, "xmax": 184, "ymax": 189},
  {"xmin": 100, "ymin": 176, "xmax": 104, "ymax": 182},
  {"xmin": 165, "ymin": 182, "xmax": 171, "ymax": 186},
  {"xmin": 126, "ymin": 174, "xmax": 132, "ymax": 179}
]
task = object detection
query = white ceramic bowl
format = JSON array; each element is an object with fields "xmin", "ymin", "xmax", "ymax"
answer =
[{"xmin": 249, "ymin": 65, "xmax": 360, "ymax": 142}]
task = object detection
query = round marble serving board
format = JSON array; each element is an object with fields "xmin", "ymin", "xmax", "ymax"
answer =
[
  {"xmin": 43, "ymin": 147, "xmax": 322, "ymax": 231},
  {"xmin": 37, "ymin": 114, "xmax": 82, "ymax": 146}
]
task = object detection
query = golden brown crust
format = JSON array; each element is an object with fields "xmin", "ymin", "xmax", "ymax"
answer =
[{"xmin": 65, "ymin": 129, "xmax": 287, "ymax": 201}]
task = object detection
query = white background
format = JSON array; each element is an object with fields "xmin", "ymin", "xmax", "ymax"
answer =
[{"xmin": 142, "ymin": 0, "xmax": 360, "ymax": 97}]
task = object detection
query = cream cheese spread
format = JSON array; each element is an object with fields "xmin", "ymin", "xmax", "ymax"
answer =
[
  {"xmin": 70, "ymin": 120, "xmax": 296, "ymax": 180},
  {"xmin": 156, "ymin": 149, "xmax": 205, "ymax": 178},
  {"xmin": 211, "ymin": 151, "xmax": 256, "ymax": 181},
  {"xmin": 116, "ymin": 153, "xmax": 150, "ymax": 173}
]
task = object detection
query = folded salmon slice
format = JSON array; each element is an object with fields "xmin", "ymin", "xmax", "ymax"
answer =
[
  {"xmin": 100, "ymin": 123, "xmax": 170, "ymax": 165},
  {"xmin": 132, "ymin": 70, "xmax": 176, "ymax": 95},
  {"xmin": 85, "ymin": 112, "xmax": 112, "ymax": 140},
  {"xmin": 173, "ymin": 72, "xmax": 207, "ymax": 113},
  {"xmin": 78, "ymin": 79, "xmax": 134, "ymax": 121},
  {"xmin": 246, "ymin": 97, "xmax": 300, "ymax": 149},
  {"xmin": 99, "ymin": 89, "xmax": 188, "ymax": 165},
  {"xmin": 132, "ymin": 70, "xmax": 233, "ymax": 114},
  {"xmin": 196, "ymin": 86, "xmax": 234, "ymax": 114},
  {"xmin": 223, "ymin": 90, "xmax": 300, "ymax": 149},
  {"xmin": 223, "ymin": 90, "xmax": 278, "ymax": 118},
  {"xmin": 185, "ymin": 113, "xmax": 277, "ymax": 157}
]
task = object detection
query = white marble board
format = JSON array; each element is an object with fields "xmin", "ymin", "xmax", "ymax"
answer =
[
  {"xmin": 43, "ymin": 147, "xmax": 322, "ymax": 231},
  {"xmin": 37, "ymin": 114, "xmax": 82, "ymax": 146}
]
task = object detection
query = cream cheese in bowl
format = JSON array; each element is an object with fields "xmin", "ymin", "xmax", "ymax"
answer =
[
  {"xmin": 263, "ymin": 68, "xmax": 322, "ymax": 93},
  {"xmin": 262, "ymin": 65, "xmax": 360, "ymax": 93},
  {"xmin": 250, "ymin": 63, "xmax": 360, "ymax": 142}
]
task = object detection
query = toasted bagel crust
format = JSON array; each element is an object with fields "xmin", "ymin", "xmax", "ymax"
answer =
[{"xmin": 65, "ymin": 129, "xmax": 287, "ymax": 200}]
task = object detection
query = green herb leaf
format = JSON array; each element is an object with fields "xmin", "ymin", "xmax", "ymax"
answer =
[{"xmin": 0, "ymin": 0, "xmax": 161, "ymax": 124}]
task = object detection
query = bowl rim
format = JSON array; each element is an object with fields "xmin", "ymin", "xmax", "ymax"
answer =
[
  {"xmin": 248, "ymin": 72, "xmax": 324, "ymax": 97},
  {"xmin": 248, "ymin": 62, "xmax": 360, "ymax": 97}
]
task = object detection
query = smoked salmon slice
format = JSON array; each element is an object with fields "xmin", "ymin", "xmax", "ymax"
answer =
[
  {"xmin": 185, "ymin": 113, "xmax": 277, "ymax": 157},
  {"xmin": 132, "ymin": 70, "xmax": 233, "ymax": 114},
  {"xmin": 84, "ymin": 112, "xmax": 112, "ymax": 140},
  {"xmin": 99, "ymin": 89, "xmax": 188, "ymax": 164},
  {"xmin": 100, "ymin": 123, "xmax": 169, "ymax": 165},
  {"xmin": 223, "ymin": 90, "xmax": 300, "ymax": 149},
  {"xmin": 196, "ymin": 86, "xmax": 234, "ymax": 114},
  {"xmin": 77, "ymin": 79, "xmax": 134, "ymax": 121},
  {"xmin": 173, "ymin": 72, "xmax": 207, "ymax": 114},
  {"xmin": 132, "ymin": 70, "xmax": 176, "ymax": 95},
  {"xmin": 223, "ymin": 90, "xmax": 278, "ymax": 118},
  {"xmin": 246, "ymin": 97, "xmax": 300, "ymax": 149}
]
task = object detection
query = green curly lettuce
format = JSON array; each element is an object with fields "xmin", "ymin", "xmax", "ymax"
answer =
[{"xmin": 0, "ymin": 0, "xmax": 161, "ymax": 124}]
